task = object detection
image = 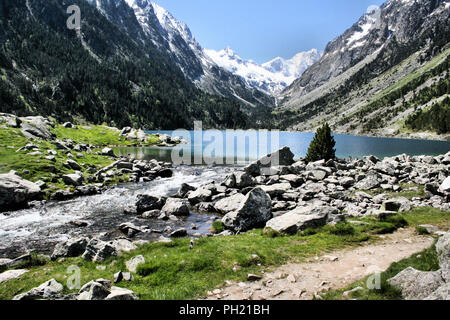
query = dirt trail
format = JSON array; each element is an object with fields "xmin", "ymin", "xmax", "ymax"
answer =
[{"xmin": 206, "ymin": 228, "xmax": 435, "ymax": 300}]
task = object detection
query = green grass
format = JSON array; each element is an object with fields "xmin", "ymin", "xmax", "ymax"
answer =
[
  {"xmin": 323, "ymin": 243, "xmax": 440, "ymax": 300},
  {"xmin": 0, "ymin": 124, "xmax": 161, "ymax": 197},
  {"xmin": 1, "ymin": 208, "xmax": 447, "ymax": 300},
  {"xmin": 51, "ymin": 125, "xmax": 160, "ymax": 147},
  {"xmin": 354, "ymin": 183, "xmax": 426, "ymax": 200}
]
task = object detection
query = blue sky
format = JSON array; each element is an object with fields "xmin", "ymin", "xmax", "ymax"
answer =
[{"xmin": 153, "ymin": 0, "xmax": 386, "ymax": 64}]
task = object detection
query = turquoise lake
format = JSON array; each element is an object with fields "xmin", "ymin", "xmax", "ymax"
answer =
[{"xmin": 115, "ymin": 130, "xmax": 450, "ymax": 165}]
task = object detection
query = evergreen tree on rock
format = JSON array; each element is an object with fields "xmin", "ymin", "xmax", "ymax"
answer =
[{"xmin": 305, "ymin": 123, "xmax": 336, "ymax": 163}]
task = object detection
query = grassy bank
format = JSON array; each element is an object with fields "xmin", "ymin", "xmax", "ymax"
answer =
[
  {"xmin": 323, "ymin": 243, "xmax": 441, "ymax": 300},
  {"xmin": 0, "ymin": 207, "xmax": 448, "ymax": 300},
  {"xmin": 0, "ymin": 124, "xmax": 161, "ymax": 198}
]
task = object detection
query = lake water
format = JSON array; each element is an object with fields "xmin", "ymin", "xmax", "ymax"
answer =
[{"xmin": 115, "ymin": 130, "xmax": 450, "ymax": 164}]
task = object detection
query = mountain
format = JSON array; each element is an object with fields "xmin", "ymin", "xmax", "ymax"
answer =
[
  {"xmin": 0, "ymin": 0, "xmax": 248, "ymax": 129},
  {"xmin": 277, "ymin": 0, "xmax": 450, "ymax": 139},
  {"xmin": 88, "ymin": 0, "xmax": 275, "ymax": 108},
  {"xmin": 204, "ymin": 47, "xmax": 321, "ymax": 96}
]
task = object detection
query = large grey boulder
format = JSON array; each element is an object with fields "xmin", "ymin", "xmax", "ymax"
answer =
[
  {"xmin": 234, "ymin": 172, "xmax": 256, "ymax": 189},
  {"xmin": 175, "ymin": 183, "xmax": 195, "ymax": 198},
  {"xmin": 188, "ymin": 188, "xmax": 212, "ymax": 204},
  {"xmin": 265, "ymin": 206, "xmax": 337, "ymax": 235},
  {"xmin": 0, "ymin": 269, "xmax": 29, "ymax": 284},
  {"xmin": 436, "ymin": 232, "xmax": 450, "ymax": 281},
  {"xmin": 425, "ymin": 282, "xmax": 450, "ymax": 300},
  {"xmin": 440, "ymin": 177, "xmax": 450, "ymax": 193},
  {"xmin": 135, "ymin": 194, "xmax": 165, "ymax": 213},
  {"xmin": 0, "ymin": 171, "xmax": 41, "ymax": 211},
  {"xmin": 77, "ymin": 279, "xmax": 112, "ymax": 300},
  {"xmin": 245, "ymin": 147, "xmax": 295, "ymax": 176},
  {"xmin": 222, "ymin": 187, "xmax": 272, "ymax": 232},
  {"xmin": 13, "ymin": 279, "xmax": 63, "ymax": 300},
  {"xmin": 126, "ymin": 255, "xmax": 146, "ymax": 273},
  {"xmin": 259, "ymin": 183, "xmax": 291, "ymax": 197},
  {"xmin": 387, "ymin": 267, "xmax": 445, "ymax": 300},
  {"xmin": 51, "ymin": 237, "xmax": 89, "ymax": 260},
  {"xmin": 62, "ymin": 173, "xmax": 83, "ymax": 187},
  {"xmin": 161, "ymin": 198, "xmax": 190, "ymax": 216},
  {"xmin": 354, "ymin": 173, "xmax": 381, "ymax": 190},
  {"xmin": 20, "ymin": 116, "xmax": 54, "ymax": 140},
  {"xmin": 214, "ymin": 193, "xmax": 246, "ymax": 214},
  {"xmin": 82, "ymin": 239, "xmax": 117, "ymax": 263}
]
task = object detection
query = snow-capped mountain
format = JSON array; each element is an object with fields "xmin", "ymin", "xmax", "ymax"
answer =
[
  {"xmin": 280, "ymin": 0, "xmax": 450, "ymax": 108},
  {"xmin": 204, "ymin": 48, "xmax": 321, "ymax": 95},
  {"xmin": 86, "ymin": 0, "xmax": 275, "ymax": 107}
]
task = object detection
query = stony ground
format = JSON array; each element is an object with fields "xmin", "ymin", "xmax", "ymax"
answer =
[{"xmin": 206, "ymin": 228, "xmax": 435, "ymax": 300}]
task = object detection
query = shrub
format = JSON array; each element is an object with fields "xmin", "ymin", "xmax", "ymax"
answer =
[
  {"xmin": 330, "ymin": 222, "xmax": 356, "ymax": 236},
  {"xmin": 211, "ymin": 221, "xmax": 225, "ymax": 234},
  {"xmin": 305, "ymin": 122, "xmax": 336, "ymax": 163}
]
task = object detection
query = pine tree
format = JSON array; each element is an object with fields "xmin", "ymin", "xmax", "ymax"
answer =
[{"xmin": 305, "ymin": 123, "xmax": 336, "ymax": 163}]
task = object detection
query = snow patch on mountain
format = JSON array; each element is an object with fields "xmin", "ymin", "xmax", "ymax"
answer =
[{"xmin": 204, "ymin": 48, "xmax": 322, "ymax": 95}]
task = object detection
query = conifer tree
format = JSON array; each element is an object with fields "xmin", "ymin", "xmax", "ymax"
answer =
[{"xmin": 305, "ymin": 122, "xmax": 336, "ymax": 163}]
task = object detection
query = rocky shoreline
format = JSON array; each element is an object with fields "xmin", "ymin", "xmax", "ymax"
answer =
[
  {"xmin": 18, "ymin": 147, "xmax": 449, "ymax": 258},
  {"xmin": 0, "ymin": 146, "xmax": 449, "ymax": 300}
]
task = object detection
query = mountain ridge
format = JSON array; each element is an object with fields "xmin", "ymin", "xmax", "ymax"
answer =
[
  {"xmin": 204, "ymin": 47, "xmax": 321, "ymax": 96},
  {"xmin": 276, "ymin": 0, "xmax": 450, "ymax": 139}
]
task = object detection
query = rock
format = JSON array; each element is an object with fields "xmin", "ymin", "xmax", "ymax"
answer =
[
  {"xmin": 176, "ymin": 183, "xmax": 195, "ymax": 198},
  {"xmin": 188, "ymin": 188, "xmax": 212, "ymax": 204},
  {"xmin": 156, "ymin": 168, "xmax": 173, "ymax": 178},
  {"xmin": 119, "ymin": 223, "xmax": 145, "ymax": 237},
  {"xmin": 381, "ymin": 197, "xmax": 411, "ymax": 212},
  {"xmin": 0, "ymin": 171, "xmax": 42, "ymax": 211},
  {"xmin": 387, "ymin": 267, "xmax": 445, "ymax": 300},
  {"xmin": 135, "ymin": 194, "xmax": 165, "ymax": 213},
  {"xmin": 101, "ymin": 147, "xmax": 115, "ymax": 157},
  {"xmin": 307, "ymin": 170, "xmax": 327, "ymax": 181},
  {"xmin": 340, "ymin": 177, "xmax": 355, "ymax": 188},
  {"xmin": 62, "ymin": 173, "xmax": 83, "ymax": 187},
  {"xmin": 78, "ymin": 280, "xmax": 111, "ymax": 300},
  {"xmin": 259, "ymin": 183, "xmax": 292, "ymax": 197},
  {"xmin": 13, "ymin": 279, "xmax": 63, "ymax": 300},
  {"xmin": 169, "ymin": 228, "xmax": 188, "ymax": 238},
  {"xmin": 440, "ymin": 177, "xmax": 450, "ymax": 193},
  {"xmin": 247, "ymin": 274, "xmax": 262, "ymax": 281},
  {"xmin": 161, "ymin": 198, "xmax": 190, "ymax": 216},
  {"xmin": 126, "ymin": 255, "xmax": 146, "ymax": 273},
  {"xmin": 234, "ymin": 172, "xmax": 256, "ymax": 189},
  {"xmin": 244, "ymin": 147, "xmax": 295, "ymax": 176},
  {"xmin": 114, "ymin": 271, "xmax": 134, "ymax": 283},
  {"xmin": 111, "ymin": 239, "xmax": 137, "ymax": 253},
  {"xmin": 51, "ymin": 237, "xmax": 89, "ymax": 260},
  {"xmin": 425, "ymin": 282, "xmax": 450, "ymax": 300},
  {"xmin": 214, "ymin": 193, "xmax": 246, "ymax": 214},
  {"xmin": 280, "ymin": 174, "xmax": 303, "ymax": 187},
  {"xmin": 105, "ymin": 287, "xmax": 138, "ymax": 300},
  {"xmin": 265, "ymin": 206, "xmax": 337, "ymax": 235},
  {"xmin": 142, "ymin": 210, "xmax": 161, "ymax": 219},
  {"xmin": 82, "ymin": 239, "xmax": 117, "ymax": 263},
  {"xmin": 222, "ymin": 187, "xmax": 272, "ymax": 232},
  {"xmin": 0, "ymin": 269, "xmax": 29, "ymax": 284},
  {"xmin": 0, "ymin": 258, "xmax": 13, "ymax": 268},
  {"xmin": 20, "ymin": 116, "xmax": 54, "ymax": 140},
  {"xmin": 8, "ymin": 254, "xmax": 32, "ymax": 268},
  {"xmin": 355, "ymin": 174, "xmax": 380, "ymax": 190},
  {"xmin": 343, "ymin": 287, "xmax": 364, "ymax": 297},
  {"xmin": 223, "ymin": 174, "xmax": 237, "ymax": 188},
  {"xmin": 436, "ymin": 232, "xmax": 450, "ymax": 281}
]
